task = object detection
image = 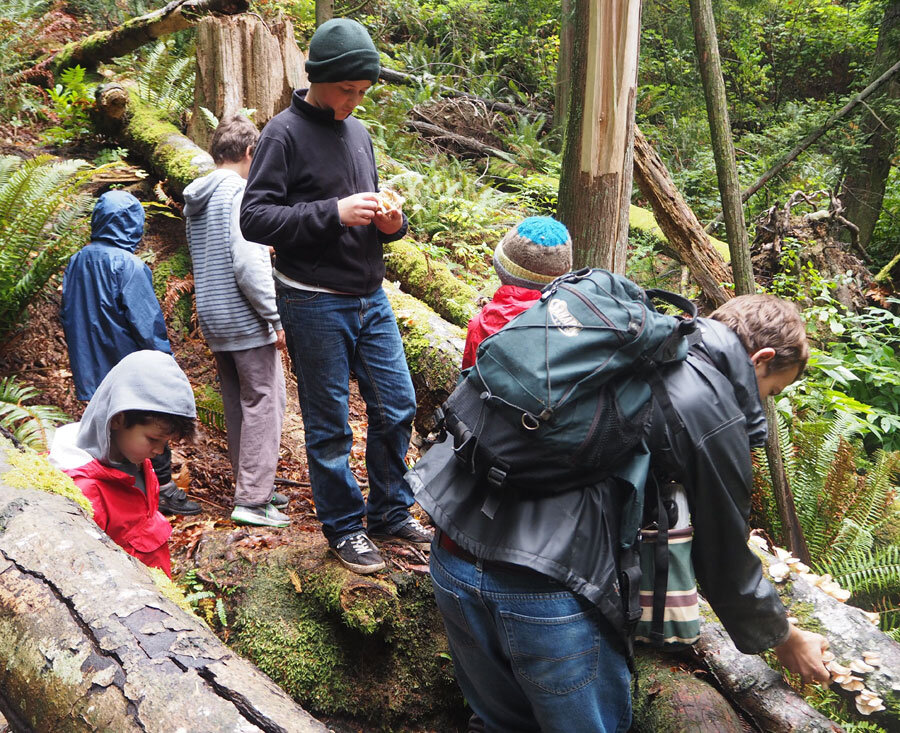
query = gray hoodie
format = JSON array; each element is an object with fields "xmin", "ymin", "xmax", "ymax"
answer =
[
  {"xmin": 50, "ymin": 351, "xmax": 196, "ymax": 488},
  {"xmin": 183, "ymin": 169, "xmax": 281, "ymax": 352}
]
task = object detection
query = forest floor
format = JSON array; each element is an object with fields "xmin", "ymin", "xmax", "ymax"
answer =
[{"xmin": 0, "ymin": 198, "xmax": 437, "ymax": 732}]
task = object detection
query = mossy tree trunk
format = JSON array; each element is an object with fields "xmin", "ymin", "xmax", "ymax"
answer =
[
  {"xmin": 0, "ymin": 443, "xmax": 327, "ymax": 732},
  {"xmin": 558, "ymin": 0, "xmax": 642, "ymax": 273},
  {"xmin": 187, "ymin": 15, "xmax": 309, "ymax": 152},
  {"xmin": 93, "ymin": 83, "xmax": 215, "ymax": 198}
]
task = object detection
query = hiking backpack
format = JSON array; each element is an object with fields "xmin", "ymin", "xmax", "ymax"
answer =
[{"xmin": 441, "ymin": 268, "xmax": 698, "ymax": 503}]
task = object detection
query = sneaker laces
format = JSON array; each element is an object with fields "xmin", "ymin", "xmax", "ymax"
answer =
[
  {"xmin": 405, "ymin": 517, "xmax": 428, "ymax": 533},
  {"xmin": 342, "ymin": 533, "xmax": 374, "ymax": 555}
]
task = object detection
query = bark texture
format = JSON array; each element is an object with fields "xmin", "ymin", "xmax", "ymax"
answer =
[
  {"xmin": 48, "ymin": 0, "xmax": 249, "ymax": 76},
  {"xmin": 631, "ymin": 648, "xmax": 745, "ymax": 732},
  {"xmin": 840, "ymin": 0, "xmax": 900, "ymax": 251},
  {"xmin": 187, "ymin": 15, "xmax": 308, "ymax": 152},
  {"xmin": 688, "ymin": 0, "xmax": 754, "ymax": 295},
  {"xmin": 694, "ymin": 604, "xmax": 845, "ymax": 733},
  {"xmin": 94, "ymin": 83, "xmax": 214, "ymax": 198},
  {"xmin": 632, "ymin": 127, "xmax": 733, "ymax": 307},
  {"xmin": 0, "ymin": 444, "xmax": 327, "ymax": 732}
]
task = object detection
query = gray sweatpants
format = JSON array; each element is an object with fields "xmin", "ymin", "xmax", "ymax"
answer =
[{"xmin": 214, "ymin": 344, "xmax": 286, "ymax": 507}]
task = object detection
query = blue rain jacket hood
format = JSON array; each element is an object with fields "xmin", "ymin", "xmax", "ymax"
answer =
[
  {"xmin": 91, "ymin": 190, "xmax": 145, "ymax": 251},
  {"xmin": 61, "ymin": 191, "xmax": 171, "ymax": 401}
]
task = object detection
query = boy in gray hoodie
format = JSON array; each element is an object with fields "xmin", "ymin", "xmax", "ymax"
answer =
[{"xmin": 183, "ymin": 115, "xmax": 290, "ymax": 528}]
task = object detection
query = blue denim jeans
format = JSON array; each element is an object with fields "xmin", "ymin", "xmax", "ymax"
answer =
[
  {"xmin": 277, "ymin": 286, "xmax": 417, "ymax": 542},
  {"xmin": 430, "ymin": 540, "xmax": 632, "ymax": 733}
]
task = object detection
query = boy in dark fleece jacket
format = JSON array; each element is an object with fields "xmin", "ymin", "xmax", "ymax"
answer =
[
  {"xmin": 240, "ymin": 18, "xmax": 432, "ymax": 574},
  {"xmin": 183, "ymin": 115, "xmax": 290, "ymax": 529},
  {"xmin": 49, "ymin": 351, "xmax": 196, "ymax": 577}
]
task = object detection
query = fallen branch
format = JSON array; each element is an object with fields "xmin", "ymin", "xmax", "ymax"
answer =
[{"xmin": 37, "ymin": 0, "xmax": 249, "ymax": 80}]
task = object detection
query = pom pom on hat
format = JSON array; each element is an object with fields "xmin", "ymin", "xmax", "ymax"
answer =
[
  {"xmin": 493, "ymin": 217, "xmax": 573, "ymax": 289},
  {"xmin": 305, "ymin": 18, "xmax": 381, "ymax": 84}
]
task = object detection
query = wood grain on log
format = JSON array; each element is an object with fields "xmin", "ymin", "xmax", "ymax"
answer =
[{"xmin": 0, "ymin": 444, "xmax": 327, "ymax": 732}]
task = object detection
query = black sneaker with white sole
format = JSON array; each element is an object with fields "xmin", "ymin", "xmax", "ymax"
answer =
[
  {"xmin": 158, "ymin": 481, "xmax": 202, "ymax": 516},
  {"xmin": 371, "ymin": 517, "xmax": 434, "ymax": 550},
  {"xmin": 330, "ymin": 532, "xmax": 386, "ymax": 574}
]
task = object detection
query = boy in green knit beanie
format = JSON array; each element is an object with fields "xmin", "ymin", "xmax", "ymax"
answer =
[{"xmin": 240, "ymin": 18, "xmax": 432, "ymax": 575}]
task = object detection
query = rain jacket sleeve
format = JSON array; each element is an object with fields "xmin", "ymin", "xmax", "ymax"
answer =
[{"xmin": 119, "ymin": 259, "xmax": 171, "ymax": 354}]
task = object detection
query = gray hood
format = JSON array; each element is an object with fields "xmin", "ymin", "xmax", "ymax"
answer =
[
  {"xmin": 692, "ymin": 318, "xmax": 767, "ymax": 447},
  {"xmin": 182, "ymin": 169, "xmax": 239, "ymax": 217},
  {"xmin": 75, "ymin": 350, "xmax": 196, "ymax": 465}
]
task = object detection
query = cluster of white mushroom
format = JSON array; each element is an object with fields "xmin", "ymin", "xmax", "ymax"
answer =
[
  {"xmin": 748, "ymin": 536, "xmax": 853, "ymax": 602},
  {"xmin": 822, "ymin": 651, "xmax": 886, "ymax": 715}
]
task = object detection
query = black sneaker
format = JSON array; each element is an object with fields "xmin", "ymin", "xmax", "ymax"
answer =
[
  {"xmin": 158, "ymin": 481, "xmax": 202, "ymax": 516},
  {"xmin": 371, "ymin": 517, "xmax": 433, "ymax": 550},
  {"xmin": 330, "ymin": 532, "xmax": 386, "ymax": 574},
  {"xmin": 270, "ymin": 491, "xmax": 289, "ymax": 509}
]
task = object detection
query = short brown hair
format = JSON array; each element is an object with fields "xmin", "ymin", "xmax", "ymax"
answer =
[
  {"xmin": 122, "ymin": 409, "xmax": 196, "ymax": 442},
  {"xmin": 710, "ymin": 294, "xmax": 809, "ymax": 375},
  {"xmin": 209, "ymin": 115, "xmax": 259, "ymax": 165}
]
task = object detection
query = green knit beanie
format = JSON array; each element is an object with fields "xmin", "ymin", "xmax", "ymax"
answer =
[{"xmin": 305, "ymin": 18, "xmax": 380, "ymax": 84}]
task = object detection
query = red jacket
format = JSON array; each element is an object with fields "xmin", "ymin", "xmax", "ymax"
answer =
[
  {"xmin": 63, "ymin": 455, "xmax": 173, "ymax": 577},
  {"xmin": 462, "ymin": 285, "xmax": 541, "ymax": 369}
]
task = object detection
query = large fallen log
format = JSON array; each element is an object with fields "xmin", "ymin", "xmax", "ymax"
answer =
[
  {"xmin": 384, "ymin": 280, "xmax": 465, "ymax": 433},
  {"xmin": 46, "ymin": 0, "xmax": 248, "ymax": 78},
  {"xmin": 93, "ymin": 82, "xmax": 214, "ymax": 197},
  {"xmin": 693, "ymin": 603, "xmax": 845, "ymax": 733},
  {"xmin": 0, "ymin": 442, "xmax": 327, "ymax": 732},
  {"xmin": 632, "ymin": 128, "xmax": 733, "ymax": 308},
  {"xmin": 383, "ymin": 238, "xmax": 479, "ymax": 328}
]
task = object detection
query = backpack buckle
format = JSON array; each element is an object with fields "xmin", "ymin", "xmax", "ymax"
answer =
[{"xmin": 487, "ymin": 465, "xmax": 508, "ymax": 489}]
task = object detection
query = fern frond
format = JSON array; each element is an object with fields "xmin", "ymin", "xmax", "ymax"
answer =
[{"xmin": 0, "ymin": 377, "xmax": 69, "ymax": 450}]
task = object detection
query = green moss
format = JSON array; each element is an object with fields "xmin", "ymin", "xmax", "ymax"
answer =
[
  {"xmin": 384, "ymin": 239, "xmax": 478, "ymax": 327},
  {"xmin": 148, "ymin": 566, "xmax": 199, "ymax": 616},
  {"xmin": 232, "ymin": 552, "xmax": 464, "ymax": 727},
  {"xmin": 629, "ymin": 204, "xmax": 732, "ymax": 263},
  {"xmin": 3, "ymin": 445, "xmax": 93, "ymax": 517},
  {"xmin": 300, "ymin": 564, "xmax": 398, "ymax": 636}
]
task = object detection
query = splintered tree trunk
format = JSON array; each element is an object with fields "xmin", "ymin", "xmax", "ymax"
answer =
[
  {"xmin": 188, "ymin": 15, "xmax": 308, "ymax": 151},
  {"xmin": 47, "ymin": 0, "xmax": 249, "ymax": 77},
  {"xmin": 840, "ymin": 0, "xmax": 900, "ymax": 252},
  {"xmin": 632, "ymin": 127, "xmax": 732, "ymax": 307},
  {"xmin": 0, "ymin": 446, "xmax": 327, "ymax": 732},
  {"xmin": 558, "ymin": 0, "xmax": 642, "ymax": 273}
]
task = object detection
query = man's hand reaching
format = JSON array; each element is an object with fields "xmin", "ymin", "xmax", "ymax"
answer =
[{"xmin": 773, "ymin": 626, "xmax": 830, "ymax": 685}]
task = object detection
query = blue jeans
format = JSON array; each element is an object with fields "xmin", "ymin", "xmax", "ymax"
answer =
[
  {"xmin": 277, "ymin": 286, "xmax": 417, "ymax": 542},
  {"xmin": 430, "ymin": 540, "xmax": 632, "ymax": 733}
]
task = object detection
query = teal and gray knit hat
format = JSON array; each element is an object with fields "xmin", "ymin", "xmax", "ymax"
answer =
[
  {"xmin": 493, "ymin": 217, "xmax": 573, "ymax": 289},
  {"xmin": 305, "ymin": 18, "xmax": 381, "ymax": 84}
]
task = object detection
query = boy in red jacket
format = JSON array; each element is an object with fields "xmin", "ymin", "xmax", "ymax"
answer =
[
  {"xmin": 462, "ymin": 217, "xmax": 572, "ymax": 370},
  {"xmin": 49, "ymin": 351, "xmax": 196, "ymax": 577}
]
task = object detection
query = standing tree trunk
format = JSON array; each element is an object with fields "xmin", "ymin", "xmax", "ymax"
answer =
[
  {"xmin": 316, "ymin": 0, "xmax": 334, "ymax": 26},
  {"xmin": 840, "ymin": 0, "xmax": 900, "ymax": 253},
  {"xmin": 553, "ymin": 0, "xmax": 575, "ymax": 138},
  {"xmin": 188, "ymin": 15, "xmax": 308, "ymax": 151},
  {"xmin": 688, "ymin": 0, "xmax": 753, "ymax": 295},
  {"xmin": 558, "ymin": 0, "xmax": 642, "ymax": 273}
]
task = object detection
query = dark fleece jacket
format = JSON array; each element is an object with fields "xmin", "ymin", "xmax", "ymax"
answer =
[{"xmin": 239, "ymin": 90, "xmax": 407, "ymax": 295}]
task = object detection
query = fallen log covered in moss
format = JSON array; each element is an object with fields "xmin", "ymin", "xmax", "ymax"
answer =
[
  {"xmin": 384, "ymin": 238, "xmax": 479, "ymax": 328},
  {"xmin": 93, "ymin": 82, "xmax": 214, "ymax": 197},
  {"xmin": 0, "ymin": 441, "xmax": 327, "ymax": 732}
]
